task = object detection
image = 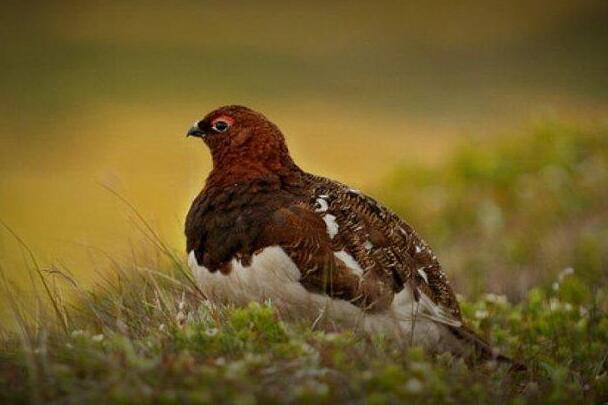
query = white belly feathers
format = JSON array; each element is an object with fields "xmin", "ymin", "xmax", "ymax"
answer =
[{"xmin": 188, "ymin": 246, "xmax": 453, "ymax": 349}]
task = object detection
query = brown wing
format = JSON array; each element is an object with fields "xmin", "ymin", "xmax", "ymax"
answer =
[
  {"xmin": 303, "ymin": 174, "xmax": 463, "ymax": 322},
  {"xmin": 304, "ymin": 176, "xmax": 527, "ymax": 367},
  {"xmin": 256, "ymin": 203, "xmax": 395, "ymax": 312}
]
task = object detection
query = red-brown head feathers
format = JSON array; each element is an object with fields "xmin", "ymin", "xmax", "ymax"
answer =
[{"xmin": 187, "ymin": 105, "xmax": 298, "ymax": 188}]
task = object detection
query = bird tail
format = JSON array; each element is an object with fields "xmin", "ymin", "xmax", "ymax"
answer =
[{"xmin": 447, "ymin": 324, "xmax": 526, "ymax": 372}]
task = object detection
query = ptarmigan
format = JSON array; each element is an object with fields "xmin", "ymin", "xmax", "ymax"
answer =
[{"xmin": 185, "ymin": 105, "xmax": 517, "ymax": 365}]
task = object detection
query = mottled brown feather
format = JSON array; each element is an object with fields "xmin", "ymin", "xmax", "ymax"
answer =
[{"xmin": 185, "ymin": 105, "xmax": 521, "ymax": 367}]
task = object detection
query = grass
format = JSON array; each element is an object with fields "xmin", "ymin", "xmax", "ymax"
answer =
[
  {"xmin": 1, "ymin": 123, "xmax": 607, "ymax": 403},
  {"xmin": 379, "ymin": 123, "xmax": 608, "ymax": 300}
]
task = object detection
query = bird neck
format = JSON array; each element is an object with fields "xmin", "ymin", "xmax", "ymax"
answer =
[{"xmin": 205, "ymin": 151, "xmax": 300, "ymax": 190}]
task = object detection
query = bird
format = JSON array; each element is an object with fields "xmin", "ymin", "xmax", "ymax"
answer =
[{"xmin": 185, "ymin": 105, "xmax": 518, "ymax": 365}]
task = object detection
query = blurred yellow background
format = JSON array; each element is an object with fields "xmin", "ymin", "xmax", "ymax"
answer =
[{"xmin": 1, "ymin": 1, "xmax": 607, "ymax": 286}]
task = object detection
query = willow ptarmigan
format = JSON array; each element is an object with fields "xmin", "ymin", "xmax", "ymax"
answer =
[{"xmin": 185, "ymin": 105, "xmax": 515, "ymax": 364}]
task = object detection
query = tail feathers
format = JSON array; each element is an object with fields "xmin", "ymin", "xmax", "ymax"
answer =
[{"xmin": 448, "ymin": 324, "xmax": 526, "ymax": 372}]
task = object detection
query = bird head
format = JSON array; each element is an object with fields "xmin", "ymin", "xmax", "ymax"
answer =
[{"xmin": 187, "ymin": 105, "xmax": 297, "ymax": 185}]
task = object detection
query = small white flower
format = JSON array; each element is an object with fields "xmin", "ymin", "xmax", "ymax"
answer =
[
  {"xmin": 549, "ymin": 298, "xmax": 564, "ymax": 311},
  {"xmin": 205, "ymin": 328, "xmax": 218, "ymax": 337},
  {"xmin": 176, "ymin": 311, "xmax": 186, "ymax": 325},
  {"xmin": 558, "ymin": 267, "xmax": 575, "ymax": 282},
  {"xmin": 92, "ymin": 334, "xmax": 104, "ymax": 342},
  {"xmin": 116, "ymin": 319, "xmax": 129, "ymax": 335},
  {"xmin": 323, "ymin": 332, "xmax": 339, "ymax": 342},
  {"xmin": 405, "ymin": 378, "xmax": 423, "ymax": 393},
  {"xmin": 178, "ymin": 291, "xmax": 186, "ymax": 311},
  {"xmin": 484, "ymin": 293, "xmax": 508, "ymax": 305}
]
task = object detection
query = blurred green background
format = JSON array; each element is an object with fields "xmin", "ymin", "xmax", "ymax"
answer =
[{"xmin": 1, "ymin": 1, "xmax": 607, "ymax": 297}]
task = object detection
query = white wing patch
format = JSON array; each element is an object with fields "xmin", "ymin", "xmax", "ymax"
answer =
[
  {"xmin": 417, "ymin": 268, "xmax": 429, "ymax": 283},
  {"xmin": 322, "ymin": 214, "xmax": 339, "ymax": 239},
  {"xmin": 334, "ymin": 249, "xmax": 364, "ymax": 276},
  {"xmin": 314, "ymin": 197, "xmax": 329, "ymax": 213}
]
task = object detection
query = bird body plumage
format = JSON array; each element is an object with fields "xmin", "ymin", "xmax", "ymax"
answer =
[{"xmin": 185, "ymin": 105, "xmax": 519, "ymax": 365}]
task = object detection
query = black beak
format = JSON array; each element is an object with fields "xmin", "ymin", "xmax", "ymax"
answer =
[{"xmin": 186, "ymin": 123, "xmax": 205, "ymax": 138}]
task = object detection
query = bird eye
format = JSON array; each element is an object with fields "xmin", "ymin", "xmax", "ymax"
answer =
[{"xmin": 212, "ymin": 120, "xmax": 230, "ymax": 133}]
